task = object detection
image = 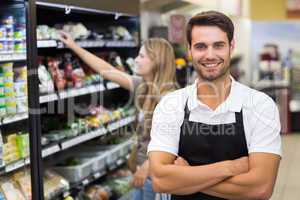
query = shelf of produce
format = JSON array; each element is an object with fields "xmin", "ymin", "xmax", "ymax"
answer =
[
  {"xmin": 37, "ymin": 40, "xmax": 138, "ymax": 49},
  {"xmin": 69, "ymin": 139, "xmax": 134, "ymax": 187},
  {"xmin": 58, "ymin": 83, "xmax": 105, "ymax": 100},
  {"xmin": 61, "ymin": 127, "xmax": 108, "ymax": 150},
  {"xmin": 107, "ymin": 115, "xmax": 136, "ymax": 132},
  {"xmin": 40, "ymin": 93, "xmax": 59, "ymax": 103},
  {"xmin": 105, "ymin": 40, "xmax": 137, "ymax": 48},
  {"xmin": 37, "ymin": 40, "xmax": 57, "ymax": 48},
  {"xmin": 42, "ymin": 144, "xmax": 61, "ymax": 158},
  {"xmin": 106, "ymin": 82, "xmax": 120, "ymax": 90},
  {"xmin": 1, "ymin": 112, "xmax": 28, "ymax": 125},
  {"xmin": 0, "ymin": 53, "xmax": 26, "ymax": 62}
]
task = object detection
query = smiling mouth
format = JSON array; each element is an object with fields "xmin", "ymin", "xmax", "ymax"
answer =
[{"xmin": 201, "ymin": 62, "xmax": 222, "ymax": 68}]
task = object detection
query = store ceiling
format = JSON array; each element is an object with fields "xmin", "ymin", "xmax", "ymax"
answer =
[
  {"xmin": 37, "ymin": 0, "xmax": 140, "ymax": 15},
  {"xmin": 141, "ymin": 0, "xmax": 191, "ymax": 13}
]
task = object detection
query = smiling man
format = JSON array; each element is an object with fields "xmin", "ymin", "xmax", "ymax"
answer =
[{"xmin": 148, "ymin": 11, "xmax": 281, "ymax": 200}]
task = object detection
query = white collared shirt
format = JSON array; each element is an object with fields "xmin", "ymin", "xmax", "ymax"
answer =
[{"xmin": 147, "ymin": 78, "xmax": 282, "ymax": 157}]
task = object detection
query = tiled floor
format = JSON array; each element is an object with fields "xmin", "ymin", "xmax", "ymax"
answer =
[{"xmin": 271, "ymin": 134, "xmax": 300, "ymax": 200}]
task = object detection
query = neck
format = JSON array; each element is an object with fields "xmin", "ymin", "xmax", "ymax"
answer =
[
  {"xmin": 197, "ymin": 74, "xmax": 232, "ymax": 110},
  {"xmin": 143, "ymin": 74, "xmax": 154, "ymax": 82}
]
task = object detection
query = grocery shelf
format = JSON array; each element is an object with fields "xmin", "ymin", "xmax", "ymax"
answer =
[
  {"xmin": 61, "ymin": 127, "xmax": 107, "ymax": 150},
  {"xmin": 0, "ymin": 115, "xmax": 136, "ymax": 175},
  {"xmin": 39, "ymin": 93, "xmax": 59, "ymax": 103},
  {"xmin": 1, "ymin": 112, "xmax": 28, "ymax": 125},
  {"xmin": 40, "ymin": 83, "xmax": 120, "ymax": 102},
  {"xmin": 106, "ymin": 82, "xmax": 121, "ymax": 90},
  {"xmin": 51, "ymin": 138, "xmax": 135, "ymax": 200},
  {"xmin": 58, "ymin": 83, "xmax": 105, "ymax": 100},
  {"xmin": 37, "ymin": 40, "xmax": 57, "ymax": 48},
  {"xmin": 107, "ymin": 115, "xmax": 136, "ymax": 132},
  {"xmin": 0, "ymin": 53, "xmax": 26, "ymax": 62},
  {"xmin": 37, "ymin": 40, "xmax": 138, "ymax": 49},
  {"xmin": 42, "ymin": 144, "xmax": 61, "ymax": 158}
]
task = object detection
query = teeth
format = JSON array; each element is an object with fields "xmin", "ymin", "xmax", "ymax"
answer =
[{"xmin": 203, "ymin": 63, "xmax": 219, "ymax": 68}]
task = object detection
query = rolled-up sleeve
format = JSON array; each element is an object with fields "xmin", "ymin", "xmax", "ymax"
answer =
[
  {"xmin": 248, "ymin": 93, "xmax": 282, "ymax": 157},
  {"xmin": 147, "ymin": 92, "xmax": 185, "ymax": 156}
]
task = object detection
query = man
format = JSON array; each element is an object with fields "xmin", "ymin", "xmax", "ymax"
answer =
[{"xmin": 148, "ymin": 11, "xmax": 281, "ymax": 200}]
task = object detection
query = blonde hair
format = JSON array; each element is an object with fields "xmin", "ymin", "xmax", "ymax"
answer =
[{"xmin": 135, "ymin": 38, "xmax": 178, "ymax": 135}]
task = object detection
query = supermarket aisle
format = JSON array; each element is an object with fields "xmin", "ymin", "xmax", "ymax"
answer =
[{"xmin": 271, "ymin": 134, "xmax": 300, "ymax": 200}]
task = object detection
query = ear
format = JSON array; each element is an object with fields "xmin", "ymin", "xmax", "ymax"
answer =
[
  {"xmin": 187, "ymin": 45, "xmax": 192, "ymax": 58},
  {"xmin": 230, "ymin": 39, "xmax": 235, "ymax": 52}
]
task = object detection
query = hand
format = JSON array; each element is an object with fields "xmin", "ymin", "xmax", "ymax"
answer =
[
  {"xmin": 230, "ymin": 157, "xmax": 249, "ymax": 176},
  {"xmin": 131, "ymin": 166, "xmax": 148, "ymax": 188},
  {"xmin": 58, "ymin": 31, "xmax": 77, "ymax": 49},
  {"xmin": 174, "ymin": 157, "xmax": 190, "ymax": 166}
]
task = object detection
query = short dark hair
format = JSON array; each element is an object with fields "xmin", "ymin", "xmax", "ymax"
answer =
[{"xmin": 186, "ymin": 11, "xmax": 234, "ymax": 46}]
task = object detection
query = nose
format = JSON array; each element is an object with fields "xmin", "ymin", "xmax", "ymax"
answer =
[{"xmin": 205, "ymin": 46, "xmax": 215, "ymax": 59}]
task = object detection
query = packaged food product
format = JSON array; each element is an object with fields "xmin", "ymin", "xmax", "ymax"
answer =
[
  {"xmin": 0, "ymin": 105, "xmax": 6, "ymax": 117},
  {"xmin": 0, "ymin": 62, "xmax": 13, "ymax": 73},
  {"xmin": 14, "ymin": 66, "xmax": 27, "ymax": 82},
  {"xmin": 3, "ymin": 16, "xmax": 14, "ymax": 25},
  {"xmin": 14, "ymin": 27, "xmax": 24, "ymax": 40},
  {"xmin": 0, "ymin": 76, "xmax": 4, "ymax": 85},
  {"xmin": 4, "ymin": 72, "xmax": 14, "ymax": 83},
  {"xmin": 7, "ymin": 41, "xmax": 14, "ymax": 53},
  {"xmin": 16, "ymin": 96, "xmax": 27, "ymax": 114},
  {"xmin": 14, "ymin": 81, "xmax": 27, "ymax": 97},
  {"xmin": 14, "ymin": 41, "xmax": 23, "ymax": 53},
  {"xmin": 6, "ymin": 25, "xmax": 14, "ymax": 40},
  {"xmin": 4, "ymin": 82, "xmax": 14, "ymax": 94},
  {"xmin": 12, "ymin": 170, "xmax": 32, "ymax": 200},
  {"xmin": 0, "ymin": 179, "xmax": 26, "ymax": 200},
  {"xmin": 5, "ymin": 97, "xmax": 17, "ymax": 115},
  {"xmin": 16, "ymin": 133, "xmax": 29, "ymax": 158},
  {"xmin": 0, "ymin": 41, "xmax": 7, "ymax": 52},
  {"xmin": 0, "ymin": 85, "xmax": 4, "ymax": 96},
  {"xmin": 0, "ymin": 26, "xmax": 6, "ymax": 40}
]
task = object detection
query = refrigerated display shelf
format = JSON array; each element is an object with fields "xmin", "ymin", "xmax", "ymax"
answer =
[
  {"xmin": 37, "ymin": 40, "xmax": 138, "ymax": 49},
  {"xmin": 50, "ymin": 139, "xmax": 134, "ymax": 200},
  {"xmin": 0, "ymin": 53, "xmax": 26, "ymax": 62},
  {"xmin": 39, "ymin": 82, "xmax": 121, "ymax": 103},
  {"xmin": 0, "ymin": 115, "xmax": 135, "ymax": 175},
  {"xmin": 106, "ymin": 82, "xmax": 121, "ymax": 90},
  {"xmin": 59, "ymin": 83, "xmax": 106, "ymax": 100},
  {"xmin": 1, "ymin": 113, "xmax": 28, "ymax": 125},
  {"xmin": 39, "ymin": 93, "xmax": 59, "ymax": 103},
  {"xmin": 107, "ymin": 115, "xmax": 136, "ymax": 132},
  {"xmin": 60, "ymin": 127, "xmax": 107, "ymax": 150}
]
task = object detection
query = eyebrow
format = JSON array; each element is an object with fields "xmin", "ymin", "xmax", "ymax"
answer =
[{"xmin": 193, "ymin": 41, "xmax": 227, "ymax": 48}]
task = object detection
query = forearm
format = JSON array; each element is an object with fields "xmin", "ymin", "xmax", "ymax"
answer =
[
  {"xmin": 150, "ymin": 161, "xmax": 233, "ymax": 193},
  {"xmin": 167, "ymin": 176, "xmax": 226, "ymax": 195},
  {"xmin": 70, "ymin": 43, "xmax": 114, "ymax": 76},
  {"xmin": 69, "ymin": 43, "xmax": 132, "ymax": 90},
  {"xmin": 202, "ymin": 170, "xmax": 268, "ymax": 200}
]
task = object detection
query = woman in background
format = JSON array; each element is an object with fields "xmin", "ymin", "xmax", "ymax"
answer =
[{"xmin": 60, "ymin": 33, "xmax": 178, "ymax": 200}]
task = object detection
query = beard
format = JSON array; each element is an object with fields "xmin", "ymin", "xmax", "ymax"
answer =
[{"xmin": 194, "ymin": 59, "xmax": 231, "ymax": 82}]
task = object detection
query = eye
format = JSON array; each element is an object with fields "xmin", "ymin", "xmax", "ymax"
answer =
[
  {"xmin": 214, "ymin": 43, "xmax": 225, "ymax": 49},
  {"xmin": 194, "ymin": 44, "xmax": 206, "ymax": 50}
]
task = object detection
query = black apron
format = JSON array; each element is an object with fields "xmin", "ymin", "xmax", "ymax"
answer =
[{"xmin": 171, "ymin": 101, "xmax": 248, "ymax": 200}]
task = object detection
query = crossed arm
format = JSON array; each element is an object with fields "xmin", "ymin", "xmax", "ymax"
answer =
[{"xmin": 149, "ymin": 151, "xmax": 280, "ymax": 200}]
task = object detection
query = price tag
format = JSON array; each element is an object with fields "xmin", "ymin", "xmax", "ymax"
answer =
[
  {"xmin": 93, "ymin": 172, "xmax": 101, "ymax": 179},
  {"xmin": 25, "ymin": 158, "xmax": 30, "ymax": 165},
  {"xmin": 116, "ymin": 159, "xmax": 123, "ymax": 166},
  {"xmin": 5, "ymin": 160, "xmax": 24, "ymax": 173},
  {"xmin": 82, "ymin": 179, "xmax": 89, "ymax": 186}
]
